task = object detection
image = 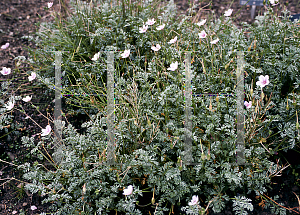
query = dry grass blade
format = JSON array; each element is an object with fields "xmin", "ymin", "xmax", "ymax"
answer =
[{"xmin": 293, "ymin": 192, "xmax": 300, "ymax": 213}]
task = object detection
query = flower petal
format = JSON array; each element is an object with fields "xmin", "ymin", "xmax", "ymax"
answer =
[
  {"xmin": 156, "ymin": 24, "xmax": 165, "ymax": 30},
  {"xmin": 1, "ymin": 43, "xmax": 9, "ymax": 50},
  {"xmin": 41, "ymin": 125, "xmax": 51, "ymax": 136},
  {"xmin": 224, "ymin": 9, "xmax": 233, "ymax": 17},
  {"xmin": 1, "ymin": 67, "xmax": 11, "ymax": 75}
]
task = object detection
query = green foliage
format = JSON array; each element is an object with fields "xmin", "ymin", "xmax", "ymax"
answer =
[
  {"xmin": 0, "ymin": 80, "xmax": 21, "ymax": 143},
  {"xmin": 17, "ymin": 0, "xmax": 300, "ymax": 214},
  {"xmin": 232, "ymin": 196, "xmax": 253, "ymax": 215},
  {"xmin": 242, "ymin": 9, "xmax": 300, "ymax": 152}
]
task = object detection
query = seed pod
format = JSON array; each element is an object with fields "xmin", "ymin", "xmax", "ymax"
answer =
[
  {"xmin": 209, "ymin": 98, "xmax": 212, "ymax": 111},
  {"xmin": 225, "ymin": 63, "xmax": 230, "ymax": 70},
  {"xmin": 151, "ymin": 197, "xmax": 155, "ymax": 204}
]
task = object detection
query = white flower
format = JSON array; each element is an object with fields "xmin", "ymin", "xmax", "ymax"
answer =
[
  {"xmin": 256, "ymin": 75, "xmax": 270, "ymax": 88},
  {"xmin": 151, "ymin": 44, "xmax": 161, "ymax": 52},
  {"xmin": 5, "ymin": 101, "xmax": 14, "ymax": 111},
  {"xmin": 244, "ymin": 101, "xmax": 252, "ymax": 109},
  {"xmin": 1, "ymin": 67, "xmax": 11, "ymax": 75},
  {"xmin": 269, "ymin": 0, "xmax": 279, "ymax": 6},
  {"xmin": 210, "ymin": 38, "xmax": 219, "ymax": 44},
  {"xmin": 196, "ymin": 19, "xmax": 206, "ymax": 26},
  {"xmin": 41, "ymin": 125, "xmax": 51, "ymax": 136},
  {"xmin": 156, "ymin": 24, "xmax": 165, "ymax": 30},
  {"xmin": 167, "ymin": 61, "xmax": 178, "ymax": 71},
  {"xmin": 28, "ymin": 72, "xmax": 36, "ymax": 81},
  {"xmin": 146, "ymin": 18, "xmax": 156, "ymax": 26},
  {"xmin": 188, "ymin": 195, "xmax": 199, "ymax": 206},
  {"xmin": 12, "ymin": 211, "xmax": 17, "ymax": 214},
  {"xmin": 22, "ymin": 95, "xmax": 32, "ymax": 102},
  {"xmin": 139, "ymin": 25, "xmax": 148, "ymax": 33},
  {"xmin": 92, "ymin": 52, "xmax": 100, "ymax": 61},
  {"xmin": 168, "ymin": 36, "xmax": 177, "ymax": 44},
  {"xmin": 224, "ymin": 9, "xmax": 233, "ymax": 17},
  {"xmin": 31, "ymin": 205, "xmax": 37, "ymax": 210},
  {"xmin": 198, "ymin": 30, "xmax": 207, "ymax": 39},
  {"xmin": 1, "ymin": 43, "xmax": 9, "ymax": 50},
  {"xmin": 121, "ymin": 49, "xmax": 130, "ymax": 58},
  {"xmin": 47, "ymin": 2, "xmax": 53, "ymax": 8},
  {"xmin": 123, "ymin": 185, "xmax": 133, "ymax": 196}
]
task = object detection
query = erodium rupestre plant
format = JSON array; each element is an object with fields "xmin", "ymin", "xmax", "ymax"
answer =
[{"xmin": 17, "ymin": 0, "xmax": 299, "ymax": 214}]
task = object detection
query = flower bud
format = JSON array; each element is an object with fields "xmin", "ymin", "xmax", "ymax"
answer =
[
  {"xmin": 82, "ymin": 183, "xmax": 86, "ymax": 194},
  {"xmin": 216, "ymin": 96, "xmax": 219, "ymax": 103},
  {"xmin": 250, "ymin": 88, "xmax": 253, "ymax": 97}
]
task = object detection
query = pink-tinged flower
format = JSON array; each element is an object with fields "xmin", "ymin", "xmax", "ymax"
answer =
[
  {"xmin": 188, "ymin": 195, "xmax": 199, "ymax": 206},
  {"xmin": 1, "ymin": 67, "xmax": 11, "ymax": 75},
  {"xmin": 1, "ymin": 43, "xmax": 9, "ymax": 50},
  {"xmin": 198, "ymin": 30, "xmax": 207, "ymax": 39},
  {"xmin": 22, "ymin": 95, "xmax": 32, "ymax": 102},
  {"xmin": 269, "ymin": 0, "xmax": 279, "ymax": 6},
  {"xmin": 139, "ymin": 25, "xmax": 148, "ymax": 33},
  {"xmin": 5, "ymin": 101, "xmax": 14, "ymax": 111},
  {"xmin": 151, "ymin": 44, "xmax": 161, "ymax": 52},
  {"xmin": 121, "ymin": 49, "xmax": 130, "ymax": 58},
  {"xmin": 31, "ymin": 205, "xmax": 37, "ymax": 210},
  {"xmin": 47, "ymin": 2, "xmax": 53, "ymax": 8},
  {"xmin": 256, "ymin": 75, "xmax": 270, "ymax": 88},
  {"xmin": 168, "ymin": 36, "xmax": 177, "ymax": 44},
  {"xmin": 41, "ymin": 125, "xmax": 51, "ymax": 136},
  {"xmin": 123, "ymin": 185, "xmax": 133, "ymax": 196},
  {"xmin": 156, "ymin": 24, "xmax": 165, "ymax": 30},
  {"xmin": 244, "ymin": 101, "xmax": 252, "ymax": 109},
  {"xmin": 92, "ymin": 52, "xmax": 100, "ymax": 61},
  {"xmin": 210, "ymin": 38, "xmax": 219, "ymax": 44},
  {"xmin": 28, "ymin": 72, "xmax": 36, "ymax": 81},
  {"xmin": 146, "ymin": 18, "xmax": 156, "ymax": 26},
  {"xmin": 196, "ymin": 19, "xmax": 206, "ymax": 26},
  {"xmin": 224, "ymin": 9, "xmax": 233, "ymax": 17},
  {"xmin": 12, "ymin": 211, "xmax": 17, "ymax": 214},
  {"xmin": 167, "ymin": 61, "xmax": 178, "ymax": 71}
]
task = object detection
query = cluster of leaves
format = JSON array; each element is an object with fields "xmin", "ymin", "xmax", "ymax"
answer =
[
  {"xmin": 18, "ymin": 0, "xmax": 300, "ymax": 214},
  {"xmin": 242, "ymin": 9, "xmax": 300, "ymax": 152}
]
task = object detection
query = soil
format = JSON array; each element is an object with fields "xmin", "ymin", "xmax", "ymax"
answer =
[{"xmin": 0, "ymin": 0, "xmax": 300, "ymax": 214}]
